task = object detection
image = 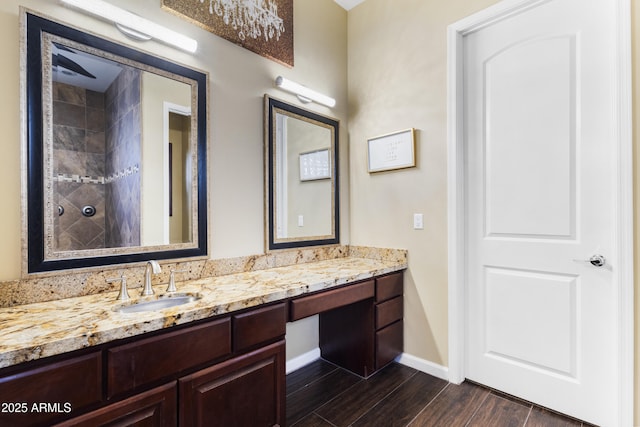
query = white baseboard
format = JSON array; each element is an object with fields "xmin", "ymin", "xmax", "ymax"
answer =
[
  {"xmin": 285, "ymin": 349, "xmax": 449, "ymax": 382},
  {"xmin": 286, "ymin": 348, "xmax": 321, "ymax": 374},
  {"xmin": 396, "ymin": 353, "xmax": 449, "ymax": 381}
]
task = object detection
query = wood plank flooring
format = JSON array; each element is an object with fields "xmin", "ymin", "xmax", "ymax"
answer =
[{"xmin": 286, "ymin": 360, "xmax": 595, "ymax": 427}]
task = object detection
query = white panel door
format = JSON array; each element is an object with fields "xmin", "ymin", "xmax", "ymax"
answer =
[{"xmin": 464, "ymin": 0, "xmax": 618, "ymax": 425}]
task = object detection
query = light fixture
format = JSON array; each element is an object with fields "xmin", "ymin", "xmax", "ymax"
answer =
[
  {"xmin": 60, "ymin": 0, "xmax": 198, "ymax": 53},
  {"xmin": 275, "ymin": 76, "xmax": 336, "ymax": 108}
]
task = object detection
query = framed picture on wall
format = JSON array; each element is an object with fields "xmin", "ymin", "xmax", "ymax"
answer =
[
  {"xmin": 367, "ymin": 128, "xmax": 416, "ymax": 173},
  {"xmin": 299, "ymin": 149, "xmax": 331, "ymax": 181},
  {"xmin": 162, "ymin": 0, "xmax": 294, "ymax": 67}
]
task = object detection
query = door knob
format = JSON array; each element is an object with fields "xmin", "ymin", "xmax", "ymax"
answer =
[{"xmin": 573, "ymin": 254, "xmax": 606, "ymax": 267}]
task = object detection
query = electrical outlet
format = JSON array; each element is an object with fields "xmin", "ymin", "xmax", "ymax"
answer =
[
  {"xmin": 413, "ymin": 213, "xmax": 424, "ymax": 230},
  {"xmin": 298, "ymin": 215, "xmax": 304, "ymax": 227}
]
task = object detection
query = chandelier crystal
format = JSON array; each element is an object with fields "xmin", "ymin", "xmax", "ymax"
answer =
[{"xmin": 201, "ymin": 0, "xmax": 285, "ymax": 42}]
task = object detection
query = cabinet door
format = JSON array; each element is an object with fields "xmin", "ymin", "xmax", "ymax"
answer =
[
  {"xmin": 179, "ymin": 340, "xmax": 285, "ymax": 427},
  {"xmin": 54, "ymin": 383, "xmax": 176, "ymax": 427},
  {"xmin": 0, "ymin": 351, "xmax": 102, "ymax": 427}
]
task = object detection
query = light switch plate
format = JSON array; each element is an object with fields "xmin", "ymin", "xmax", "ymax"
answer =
[{"xmin": 413, "ymin": 213, "xmax": 424, "ymax": 230}]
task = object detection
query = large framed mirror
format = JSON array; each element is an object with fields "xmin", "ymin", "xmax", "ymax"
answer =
[
  {"xmin": 22, "ymin": 11, "xmax": 208, "ymax": 274},
  {"xmin": 264, "ymin": 96, "xmax": 339, "ymax": 251}
]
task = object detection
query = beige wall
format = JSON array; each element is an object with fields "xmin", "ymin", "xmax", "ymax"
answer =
[
  {"xmin": 141, "ymin": 72, "xmax": 191, "ymax": 246},
  {"xmin": 168, "ymin": 113, "xmax": 191, "ymax": 243},
  {"xmin": 348, "ymin": 0, "xmax": 500, "ymax": 368},
  {"xmin": 286, "ymin": 118, "xmax": 332, "ymax": 238},
  {"xmin": 0, "ymin": 0, "xmax": 346, "ymax": 360},
  {"xmin": 0, "ymin": 0, "xmax": 348, "ymax": 277},
  {"xmin": 348, "ymin": 0, "xmax": 639, "ymax": 423}
]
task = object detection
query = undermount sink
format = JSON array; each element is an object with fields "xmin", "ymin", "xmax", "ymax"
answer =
[{"xmin": 115, "ymin": 293, "xmax": 202, "ymax": 314}]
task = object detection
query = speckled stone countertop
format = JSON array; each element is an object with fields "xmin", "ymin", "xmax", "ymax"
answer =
[{"xmin": 0, "ymin": 255, "xmax": 406, "ymax": 369}]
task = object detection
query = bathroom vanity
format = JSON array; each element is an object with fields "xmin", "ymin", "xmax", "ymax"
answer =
[{"xmin": 0, "ymin": 257, "xmax": 404, "ymax": 426}]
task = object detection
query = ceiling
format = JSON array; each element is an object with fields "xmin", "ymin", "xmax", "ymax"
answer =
[
  {"xmin": 52, "ymin": 43, "xmax": 123, "ymax": 92},
  {"xmin": 334, "ymin": 0, "xmax": 367, "ymax": 11}
]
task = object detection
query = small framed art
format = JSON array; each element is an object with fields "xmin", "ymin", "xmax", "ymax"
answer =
[
  {"xmin": 299, "ymin": 149, "xmax": 331, "ymax": 181},
  {"xmin": 367, "ymin": 128, "xmax": 416, "ymax": 173}
]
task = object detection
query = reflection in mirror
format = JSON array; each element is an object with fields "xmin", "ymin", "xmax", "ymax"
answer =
[
  {"xmin": 265, "ymin": 96, "xmax": 339, "ymax": 250},
  {"xmin": 52, "ymin": 50, "xmax": 194, "ymax": 250},
  {"xmin": 24, "ymin": 11, "xmax": 208, "ymax": 273}
]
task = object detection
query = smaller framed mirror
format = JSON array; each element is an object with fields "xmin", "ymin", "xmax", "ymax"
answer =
[{"xmin": 264, "ymin": 96, "xmax": 339, "ymax": 251}]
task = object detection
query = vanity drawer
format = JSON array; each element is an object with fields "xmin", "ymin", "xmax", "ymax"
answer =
[
  {"xmin": 289, "ymin": 280, "xmax": 375, "ymax": 321},
  {"xmin": 107, "ymin": 317, "xmax": 231, "ymax": 398},
  {"xmin": 375, "ymin": 296, "xmax": 403, "ymax": 330},
  {"xmin": 375, "ymin": 272, "xmax": 403, "ymax": 303},
  {"xmin": 0, "ymin": 351, "xmax": 102, "ymax": 426},
  {"xmin": 233, "ymin": 303, "xmax": 286, "ymax": 352},
  {"xmin": 376, "ymin": 320, "xmax": 403, "ymax": 370}
]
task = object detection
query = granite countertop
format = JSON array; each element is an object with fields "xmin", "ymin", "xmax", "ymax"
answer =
[{"xmin": 0, "ymin": 256, "xmax": 406, "ymax": 369}]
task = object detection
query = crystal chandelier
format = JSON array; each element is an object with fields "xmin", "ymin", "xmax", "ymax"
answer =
[{"xmin": 201, "ymin": 0, "xmax": 285, "ymax": 42}]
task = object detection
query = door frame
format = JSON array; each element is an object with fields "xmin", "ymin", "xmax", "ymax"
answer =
[
  {"xmin": 446, "ymin": 0, "xmax": 634, "ymax": 425},
  {"xmin": 163, "ymin": 101, "xmax": 192, "ymax": 244}
]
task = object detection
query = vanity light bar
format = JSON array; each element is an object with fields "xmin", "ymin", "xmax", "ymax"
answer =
[
  {"xmin": 275, "ymin": 76, "xmax": 336, "ymax": 108},
  {"xmin": 60, "ymin": 0, "xmax": 198, "ymax": 53}
]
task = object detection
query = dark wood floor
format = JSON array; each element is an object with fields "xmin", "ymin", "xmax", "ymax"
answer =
[{"xmin": 286, "ymin": 359, "xmax": 595, "ymax": 427}]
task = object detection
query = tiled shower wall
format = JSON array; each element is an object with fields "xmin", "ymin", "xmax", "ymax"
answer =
[
  {"xmin": 52, "ymin": 65, "xmax": 141, "ymax": 251},
  {"xmin": 104, "ymin": 67, "xmax": 141, "ymax": 248},
  {"xmin": 52, "ymin": 81, "xmax": 106, "ymax": 250}
]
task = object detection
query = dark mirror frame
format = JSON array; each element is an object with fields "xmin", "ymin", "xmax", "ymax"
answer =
[
  {"xmin": 24, "ymin": 12, "xmax": 208, "ymax": 273},
  {"xmin": 265, "ymin": 96, "xmax": 339, "ymax": 251}
]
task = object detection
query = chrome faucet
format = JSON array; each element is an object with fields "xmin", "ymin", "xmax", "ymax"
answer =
[{"xmin": 142, "ymin": 260, "xmax": 161, "ymax": 296}]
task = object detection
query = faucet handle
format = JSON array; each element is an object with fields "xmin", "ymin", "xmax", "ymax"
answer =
[
  {"xmin": 167, "ymin": 269, "xmax": 188, "ymax": 293},
  {"xmin": 107, "ymin": 274, "xmax": 129, "ymax": 302}
]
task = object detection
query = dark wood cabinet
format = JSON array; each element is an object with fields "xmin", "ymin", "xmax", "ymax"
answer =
[
  {"xmin": 375, "ymin": 296, "xmax": 403, "ymax": 329},
  {"xmin": 0, "ymin": 351, "xmax": 102, "ymax": 427},
  {"xmin": 100, "ymin": 303, "xmax": 285, "ymax": 427},
  {"xmin": 374, "ymin": 272, "xmax": 404, "ymax": 371},
  {"xmin": 0, "ymin": 271, "xmax": 402, "ymax": 426},
  {"xmin": 54, "ymin": 383, "xmax": 176, "ymax": 427},
  {"xmin": 233, "ymin": 303, "xmax": 287, "ymax": 352},
  {"xmin": 317, "ymin": 271, "xmax": 404, "ymax": 377},
  {"xmin": 376, "ymin": 319, "xmax": 403, "ymax": 369},
  {"xmin": 0, "ymin": 303, "xmax": 286, "ymax": 427},
  {"xmin": 289, "ymin": 280, "xmax": 375, "ymax": 321},
  {"xmin": 319, "ymin": 298, "xmax": 375, "ymax": 377},
  {"xmin": 107, "ymin": 317, "xmax": 231, "ymax": 398},
  {"xmin": 179, "ymin": 340, "xmax": 285, "ymax": 427},
  {"xmin": 375, "ymin": 272, "xmax": 403, "ymax": 302}
]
